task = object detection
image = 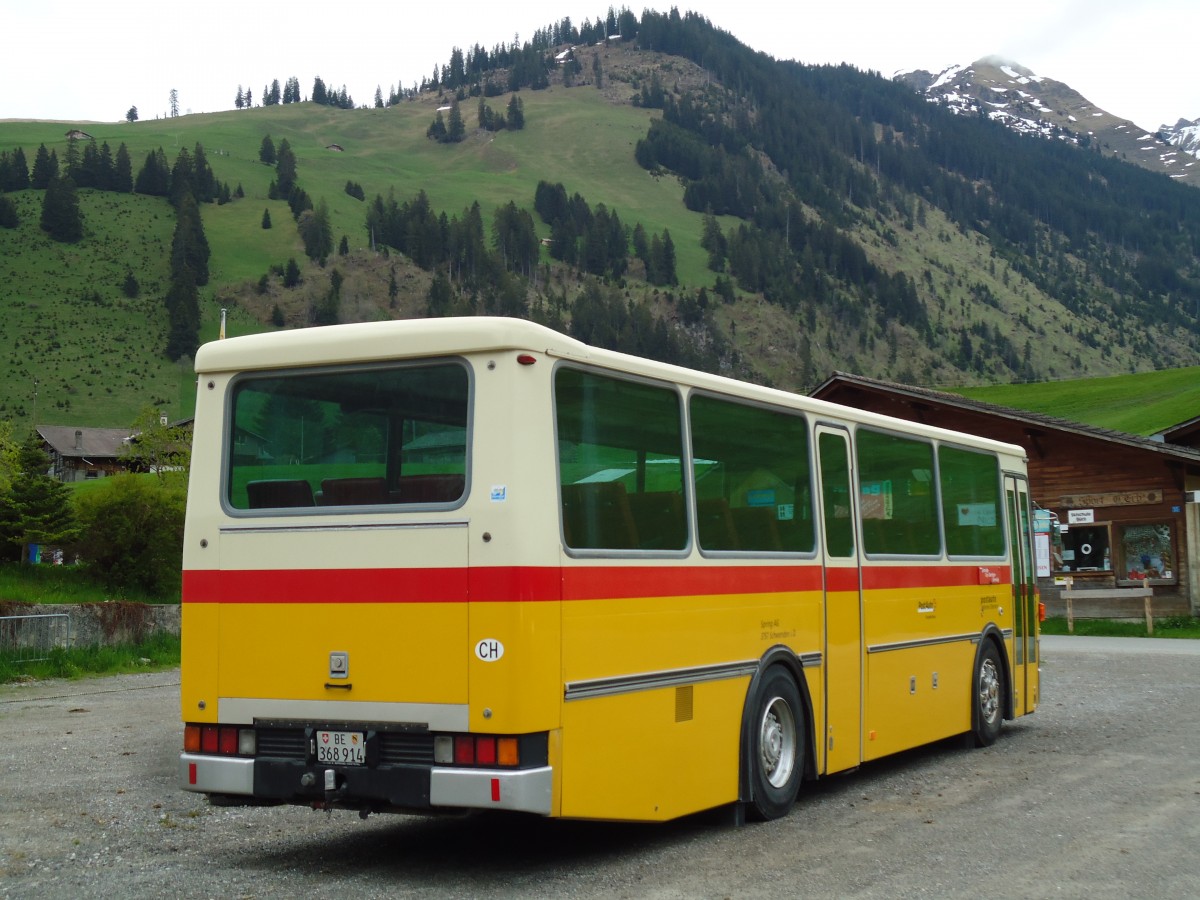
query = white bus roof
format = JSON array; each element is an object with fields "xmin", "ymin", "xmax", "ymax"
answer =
[{"xmin": 194, "ymin": 317, "xmax": 1026, "ymax": 461}]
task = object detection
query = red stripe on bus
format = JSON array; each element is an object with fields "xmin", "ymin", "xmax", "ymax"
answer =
[
  {"xmin": 182, "ymin": 562, "xmax": 1009, "ymax": 604},
  {"xmin": 861, "ymin": 565, "xmax": 1010, "ymax": 590},
  {"xmin": 559, "ymin": 565, "xmax": 824, "ymax": 600},
  {"xmin": 182, "ymin": 568, "xmax": 470, "ymax": 604}
]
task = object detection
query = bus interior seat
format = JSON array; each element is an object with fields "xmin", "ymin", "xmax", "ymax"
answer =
[
  {"xmin": 395, "ymin": 473, "xmax": 465, "ymax": 503},
  {"xmin": 731, "ymin": 505, "xmax": 783, "ymax": 551},
  {"xmin": 561, "ymin": 482, "xmax": 640, "ymax": 549},
  {"xmin": 321, "ymin": 477, "xmax": 388, "ymax": 506},
  {"xmin": 626, "ymin": 491, "xmax": 686, "ymax": 550},
  {"xmin": 246, "ymin": 479, "xmax": 315, "ymax": 509},
  {"xmin": 697, "ymin": 498, "xmax": 739, "ymax": 550}
]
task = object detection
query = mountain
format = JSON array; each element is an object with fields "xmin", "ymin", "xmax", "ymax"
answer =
[
  {"xmin": 3, "ymin": 12, "xmax": 1200, "ymax": 436},
  {"xmin": 895, "ymin": 57, "xmax": 1200, "ymax": 188},
  {"xmin": 1161, "ymin": 117, "xmax": 1200, "ymax": 163}
]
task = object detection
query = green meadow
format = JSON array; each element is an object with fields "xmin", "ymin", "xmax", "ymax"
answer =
[
  {"xmin": 957, "ymin": 367, "xmax": 1200, "ymax": 436},
  {"xmin": 3, "ymin": 90, "xmax": 1197, "ymax": 439},
  {"xmin": 0, "ymin": 89, "xmax": 720, "ymax": 431}
]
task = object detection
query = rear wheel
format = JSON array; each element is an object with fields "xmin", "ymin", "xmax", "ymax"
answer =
[
  {"xmin": 972, "ymin": 641, "xmax": 1005, "ymax": 747},
  {"xmin": 748, "ymin": 667, "xmax": 804, "ymax": 820}
]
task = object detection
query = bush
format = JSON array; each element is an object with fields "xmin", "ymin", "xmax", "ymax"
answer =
[{"xmin": 73, "ymin": 475, "xmax": 185, "ymax": 598}]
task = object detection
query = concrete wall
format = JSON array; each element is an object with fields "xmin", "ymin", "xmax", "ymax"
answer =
[{"xmin": 0, "ymin": 603, "xmax": 180, "ymax": 650}]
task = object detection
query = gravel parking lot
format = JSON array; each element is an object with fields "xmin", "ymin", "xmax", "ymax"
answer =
[{"xmin": 2, "ymin": 635, "xmax": 1198, "ymax": 899}]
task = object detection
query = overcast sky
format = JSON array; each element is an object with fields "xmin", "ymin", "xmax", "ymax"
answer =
[{"xmin": 3, "ymin": 0, "xmax": 1196, "ymax": 132}]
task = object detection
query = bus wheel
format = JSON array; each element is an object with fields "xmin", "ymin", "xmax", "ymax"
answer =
[
  {"xmin": 972, "ymin": 641, "xmax": 1004, "ymax": 747},
  {"xmin": 748, "ymin": 667, "xmax": 804, "ymax": 820}
]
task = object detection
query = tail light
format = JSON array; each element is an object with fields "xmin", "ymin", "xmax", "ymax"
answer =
[
  {"xmin": 184, "ymin": 724, "xmax": 256, "ymax": 756},
  {"xmin": 435, "ymin": 734, "xmax": 520, "ymax": 767}
]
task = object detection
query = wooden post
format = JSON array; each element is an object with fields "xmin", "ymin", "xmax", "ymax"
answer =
[
  {"xmin": 1144, "ymin": 594, "xmax": 1154, "ymax": 636},
  {"xmin": 1066, "ymin": 593, "xmax": 1074, "ymax": 634}
]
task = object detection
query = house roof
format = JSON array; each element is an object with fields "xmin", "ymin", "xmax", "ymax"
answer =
[
  {"xmin": 810, "ymin": 372, "xmax": 1200, "ymax": 466},
  {"xmin": 37, "ymin": 426, "xmax": 132, "ymax": 460},
  {"xmin": 1156, "ymin": 414, "xmax": 1200, "ymax": 446}
]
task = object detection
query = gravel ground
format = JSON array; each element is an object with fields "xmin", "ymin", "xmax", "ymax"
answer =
[{"xmin": 1, "ymin": 636, "xmax": 1198, "ymax": 899}]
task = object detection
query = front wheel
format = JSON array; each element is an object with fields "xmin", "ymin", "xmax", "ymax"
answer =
[
  {"xmin": 972, "ymin": 641, "xmax": 1005, "ymax": 747},
  {"xmin": 747, "ymin": 667, "xmax": 804, "ymax": 820}
]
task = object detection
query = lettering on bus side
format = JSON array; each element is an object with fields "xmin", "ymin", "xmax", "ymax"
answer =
[{"xmin": 475, "ymin": 639, "xmax": 505, "ymax": 662}]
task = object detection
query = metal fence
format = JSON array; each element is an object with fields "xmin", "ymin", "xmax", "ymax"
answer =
[{"xmin": 0, "ymin": 613, "xmax": 72, "ymax": 663}]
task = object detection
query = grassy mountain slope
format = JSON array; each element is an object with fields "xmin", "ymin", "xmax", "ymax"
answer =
[
  {"xmin": 957, "ymin": 366, "xmax": 1200, "ymax": 435},
  {"xmin": 3, "ymin": 24, "xmax": 1200, "ymax": 437},
  {"xmin": 1, "ymin": 85, "xmax": 720, "ymax": 429}
]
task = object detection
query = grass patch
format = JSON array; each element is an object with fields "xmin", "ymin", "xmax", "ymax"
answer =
[
  {"xmin": 0, "ymin": 631, "xmax": 179, "ymax": 683},
  {"xmin": 1041, "ymin": 615, "xmax": 1200, "ymax": 639},
  {"xmin": 956, "ymin": 367, "xmax": 1200, "ymax": 435},
  {"xmin": 0, "ymin": 562, "xmax": 175, "ymax": 605}
]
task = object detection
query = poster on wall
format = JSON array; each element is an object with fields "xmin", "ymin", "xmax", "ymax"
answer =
[{"xmin": 1035, "ymin": 532, "xmax": 1051, "ymax": 578}]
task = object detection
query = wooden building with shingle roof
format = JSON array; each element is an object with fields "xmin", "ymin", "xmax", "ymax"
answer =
[{"xmin": 812, "ymin": 372, "xmax": 1200, "ymax": 617}]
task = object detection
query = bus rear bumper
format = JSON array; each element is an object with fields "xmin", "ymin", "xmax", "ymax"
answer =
[
  {"xmin": 180, "ymin": 753, "xmax": 553, "ymax": 815},
  {"xmin": 430, "ymin": 765, "xmax": 553, "ymax": 815},
  {"xmin": 181, "ymin": 752, "xmax": 254, "ymax": 795}
]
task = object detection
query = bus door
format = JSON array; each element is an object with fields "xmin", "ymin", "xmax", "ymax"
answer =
[
  {"xmin": 816, "ymin": 425, "xmax": 863, "ymax": 773},
  {"xmin": 1005, "ymin": 474, "xmax": 1039, "ymax": 715}
]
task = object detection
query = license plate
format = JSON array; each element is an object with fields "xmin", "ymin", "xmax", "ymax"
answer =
[{"xmin": 315, "ymin": 730, "xmax": 365, "ymax": 765}]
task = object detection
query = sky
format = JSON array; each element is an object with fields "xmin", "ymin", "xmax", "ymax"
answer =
[{"xmin": 2, "ymin": 0, "xmax": 1196, "ymax": 132}]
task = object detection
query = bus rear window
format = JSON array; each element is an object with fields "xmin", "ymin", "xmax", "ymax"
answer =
[{"xmin": 227, "ymin": 362, "xmax": 469, "ymax": 511}]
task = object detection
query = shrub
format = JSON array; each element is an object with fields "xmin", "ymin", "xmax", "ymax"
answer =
[{"xmin": 73, "ymin": 475, "xmax": 185, "ymax": 598}]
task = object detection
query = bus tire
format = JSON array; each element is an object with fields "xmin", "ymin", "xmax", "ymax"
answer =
[
  {"xmin": 972, "ymin": 640, "xmax": 1005, "ymax": 747},
  {"xmin": 747, "ymin": 666, "xmax": 804, "ymax": 821}
]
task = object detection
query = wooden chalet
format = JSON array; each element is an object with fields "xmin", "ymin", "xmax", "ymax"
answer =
[
  {"xmin": 812, "ymin": 373, "xmax": 1200, "ymax": 618},
  {"xmin": 37, "ymin": 426, "xmax": 133, "ymax": 482}
]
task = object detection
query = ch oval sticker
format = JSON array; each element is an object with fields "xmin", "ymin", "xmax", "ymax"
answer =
[{"xmin": 475, "ymin": 638, "xmax": 505, "ymax": 662}]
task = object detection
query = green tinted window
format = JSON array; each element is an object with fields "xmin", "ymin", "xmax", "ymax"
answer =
[
  {"xmin": 857, "ymin": 429, "xmax": 939, "ymax": 556},
  {"xmin": 818, "ymin": 432, "xmax": 855, "ymax": 558},
  {"xmin": 228, "ymin": 362, "xmax": 468, "ymax": 511},
  {"xmin": 689, "ymin": 395, "xmax": 814, "ymax": 553},
  {"xmin": 556, "ymin": 368, "xmax": 686, "ymax": 551},
  {"xmin": 939, "ymin": 446, "xmax": 1004, "ymax": 557}
]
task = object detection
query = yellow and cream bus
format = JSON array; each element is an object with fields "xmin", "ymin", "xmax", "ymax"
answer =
[{"xmin": 180, "ymin": 317, "xmax": 1039, "ymax": 823}]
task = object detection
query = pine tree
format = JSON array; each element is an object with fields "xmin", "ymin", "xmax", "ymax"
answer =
[
  {"xmin": 114, "ymin": 143, "xmax": 133, "ymax": 192},
  {"xmin": 30, "ymin": 144, "xmax": 56, "ymax": 189},
  {"xmin": 283, "ymin": 257, "xmax": 301, "ymax": 288},
  {"xmin": 0, "ymin": 435, "xmax": 78, "ymax": 562},
  {"xmin": 168, "ymin": 147, "xmax": 194, "ymax": 207},
  {"xmin": 446, "ymin": 102, "xmax": 465, "ymax": 143},
  {"xmin": 170, "ymin": 192, "xmax": 210, "ymax": 285},
  {"xmin": 10, "ymin": 147, "xmax": 29, "ymax": 189},
  {"xmin": 261, "ymin": 208, "xmax": 272, "ymax": 229},
  {"xmin": 0, "ymin": 195, "xmax": 18, "ymax": 229},
  {"xmin": 164, "ymin": 269, "xmax": 200, "ymax": 361},
  {"xmin": 426, "ymin": 113, "xmax": 447, "ymax": 142},
  {"xmin": 134, "ymin": 147, "xmax": 170, "ymax": 196},
  {"xmin": 259, "ymin": 134, "xmax": 276, "ymax": 165},
  {"xmin": 506, "ymin": 95, "xmax": 525, "ymax": 130},
  {"xmin": 169, "ymin": 88, "xmax": 179, "ymax": 117},
  {"xmin": 297, "ymin": 200, "xmax": 333, "ymax": 260},
  {"xmin": 126, "ymin": 105, "xmax": 139, "ymax": 122},
  {"xmin": 275, "ymin": 139, "xmax": 297, "ymax": 196},
  {"xmin": 40, "ymin": 175, "xmax": 83, "ymax": 242}
]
